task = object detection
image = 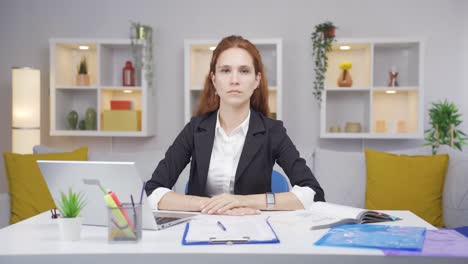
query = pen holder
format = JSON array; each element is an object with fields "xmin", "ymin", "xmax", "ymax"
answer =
[{"xmin": 107, "ymin": 203, "xmax": 142, "ymax": 243}]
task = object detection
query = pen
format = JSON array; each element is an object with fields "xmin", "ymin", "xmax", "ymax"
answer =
[
  {"xmin": 139, "ymin": 181, "xmax": 146, "ymax": 204},
  {"xmin": 217, "ymin": 221, "xmax": 227, "ymax": 231}
]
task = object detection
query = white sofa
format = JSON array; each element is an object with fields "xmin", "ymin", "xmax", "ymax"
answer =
[{"xmin": 1, "ymin": 145, "xmax": 467, "ymax": 229}]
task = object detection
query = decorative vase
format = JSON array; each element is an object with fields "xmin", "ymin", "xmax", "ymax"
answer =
[
  {"xmin": 78, "ymin": 120, "xmax": 86, "ymax": 130},
  {"xmin": 337, "ymin": 69, "xmax": 353, "ymax": 87},
  {"xmin": 345, "ymin": 122, "xmax": 362, "ymax": 133},
  {"xmin": 76, "ymin": 74, "xmax": 90, "ymax": 86},
  {"xmin": 85, "ymin": 108, "xmax": 97, "ymax": 130},
  {"xmin": 388, "ymin": 71, "xmax": 399, "ymax": 87},
  {"xmin": 67, "ymin": 110, "xmax": 79, "ymax": 130},
  {"xmin": 57, "ymin": 217, "xmax": 83, "ymax": 241}
]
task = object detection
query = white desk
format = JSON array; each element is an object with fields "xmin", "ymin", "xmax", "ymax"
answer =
[{"xmin": 0, "ymin": 211, "xmax": 465, "ymax": 264}]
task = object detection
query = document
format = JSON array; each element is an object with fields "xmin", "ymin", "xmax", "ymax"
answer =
[
  {"xmin": 182, "ymin": 217, "xmax": 279, "ymax": 245},
  {"xmin": 269, "ymin": 202, "xmax": 400, "ymax": 230}
]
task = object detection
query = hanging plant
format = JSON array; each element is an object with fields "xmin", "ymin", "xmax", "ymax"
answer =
[
  {"xmin": 311, "ymin": 21, "xmax": 337, "ymax": 103},
  {"xmin": 130, "ymin": 21, "xmax": 154, "ymax": 90},
  {"xmin": 424, "ymin": 100, "xmax": 467, "ymax": 154}
]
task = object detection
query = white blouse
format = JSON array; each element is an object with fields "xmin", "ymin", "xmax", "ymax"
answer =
[{"xmin": 148, "ymin": 110, "xmax": 316, "ymax": 210}]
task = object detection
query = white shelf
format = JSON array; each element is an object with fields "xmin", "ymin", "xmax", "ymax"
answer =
[
  {"xmin": 50, "ymin": 38, "xmax": 155, "ymax": 137},
  {"xmin": 326, "ymin": 87, "xmax": 370, "ymax": 91},
  {"xmin": 184, "ymin": 38, "xmax": 283, "ymax": 123},
  {"xmin": 321, "ymin": 133, "xmax": 422, "ymax": 139},
  {"xmin": 320, "ymin": 39, "xmax": 424, "ymax": 139},
  {"xmin": 50, "ymin": 130, "xmax": 153, "ymax": 137},
  {"xmin": 56, "ymin": 86, "xmax": 99, "ymax": 90}
]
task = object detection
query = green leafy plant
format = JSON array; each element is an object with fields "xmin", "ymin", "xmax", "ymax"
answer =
[
  {"xmin": 57, "ymin": 188, "xmax": 86, "ymax": 218},
  {"xmin": 424, "ymin": 100, "xmax": 467, "ymax": 154},
  {"xmin": 77, "ymin": 56, "xmax": 88, "ymax": 75},
  {"xmin": 311, "ymin": 21, "xmax": 337, "ymax": 103}
]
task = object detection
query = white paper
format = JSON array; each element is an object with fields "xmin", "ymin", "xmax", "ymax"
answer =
[{"xmin": 185, "ymin": 218, "xmax": 277, "ymax": 242}]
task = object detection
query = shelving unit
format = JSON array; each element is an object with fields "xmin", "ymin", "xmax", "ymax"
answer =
[
  {"xmin": 49, "ymin": 38, "xmax": 155, "ymax": 137},
  {"xmin": 320, "ymin": 39, "xmax": 423, "ymax": 139},
  {"xmin": 184, "ymin": 39, "xmax": 282, "ymax": 123}
]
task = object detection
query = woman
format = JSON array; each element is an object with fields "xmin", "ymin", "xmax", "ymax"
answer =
[{"xmin": 146, "ymin": 35, "xmax": 324, "ymax": 216}]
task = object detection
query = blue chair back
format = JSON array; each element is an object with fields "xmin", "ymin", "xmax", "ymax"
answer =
[
  {"xmin": 185, "ymin": 170, "xmax": 289, "ymax": 194},
  {"xmin": 271, "ymin": 170, "xmax": 289, "ymax": 193}
]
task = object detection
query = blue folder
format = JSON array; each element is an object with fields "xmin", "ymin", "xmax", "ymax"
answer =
[
  {"xmin": 181, "ymin": 219, "xmax": 280, "ymax": 245},
  {"xmin": 315, "ymin": 224, "xmax": 426, "ymax": 251}
]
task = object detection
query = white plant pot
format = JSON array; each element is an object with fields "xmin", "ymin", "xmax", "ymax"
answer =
[{"xmin": 58, "ymin": 217, "xmax": 83, "ymax": 241}]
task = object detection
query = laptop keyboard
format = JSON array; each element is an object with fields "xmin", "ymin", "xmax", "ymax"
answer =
[{"xmin": 155, "ymin": 217, "xmax": 180, "ymax": 225}]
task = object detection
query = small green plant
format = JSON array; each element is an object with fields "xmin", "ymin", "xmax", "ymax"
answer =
[
  {"xmin": 57, "ymin": 188, "xmax": 86, "ymax": 218},
  {"xmin": 311, "ymin": 21, "xmax": 337, "ymax": 103},
  {"xmin": 424, "ymin": 100, "xmax": 467, "ymax": 154},
  {"xmin": 77, "ymin": 56, "xmax": 88, "ymax": 75}
]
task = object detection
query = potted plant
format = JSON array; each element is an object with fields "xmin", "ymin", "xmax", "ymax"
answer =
[
  {"xmin": 76, "ymin": 56, "xmax": 90, "ymax": 86},
  {"xmin": 311, "ymin": 21, "xmax": 337, "ymax": 103},
  {"xmin": 56, "ymin": 188, "xmax": 86, "ymax": 241},
  {"xmin": 424, "ymin": 100, "xmax": 467, "ymax": 154}
]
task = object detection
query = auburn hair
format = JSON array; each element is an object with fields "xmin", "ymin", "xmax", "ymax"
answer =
[{"xmin": 194, "ymin": 35, "xmax": 270, "ymax": 117}]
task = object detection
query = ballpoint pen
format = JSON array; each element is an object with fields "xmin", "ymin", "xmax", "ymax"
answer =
[{"xmin": 217, "ymin": 221, "xmax": 227, "ymax": 231}]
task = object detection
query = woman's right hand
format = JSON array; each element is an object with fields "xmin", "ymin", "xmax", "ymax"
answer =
[{"xmin": 221, "ymin": 207, "xmax": 261, "ymax": 216}]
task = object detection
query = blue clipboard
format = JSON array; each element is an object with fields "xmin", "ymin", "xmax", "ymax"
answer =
[{"xmin": 181, "ymin": 219, "xmax": 280, "ymax": 245}]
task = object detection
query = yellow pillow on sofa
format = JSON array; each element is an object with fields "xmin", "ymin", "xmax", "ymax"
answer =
[
  {"xmin": 3, "ymin": 147, "xmax": 88, "ymax": 224},
  {"xmin": 364, "ymin": 148, "xmax": 448, "ymax": 227}
]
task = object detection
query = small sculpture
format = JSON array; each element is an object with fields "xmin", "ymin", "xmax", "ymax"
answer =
[
  {"xmin": 85, "ymin": 108, "xmax": 97, "ymax": 130},
  {"xmin": 388, "ymin": 66, "xmax": 399, "ymax": 87},
  {"xmin": 66, "ymin": 110, "xmax": 79, "ymax": 130}
]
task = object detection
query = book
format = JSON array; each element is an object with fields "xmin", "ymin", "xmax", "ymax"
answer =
[
  {"xmin": 110, "ymin": 100, "xmax": 132, "ymax": 110},
  {"xmin": 315, "ymin": 224, "xmax": 426, "ymax": 250},
  {"xmin": 269, "ymin": 202, "xmax": 400, "ymax": 230},
  {"xmin": 308, "ymin": 202, "xmax": 401, "ymax": 230}
]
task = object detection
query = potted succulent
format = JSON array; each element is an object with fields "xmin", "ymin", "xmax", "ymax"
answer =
[
  {"xmin": 424, "ymin": 100, "xmax": 467, "ymax": 154},
  {"xmin": 56, "ymin": 188, "xmax": 86, "ymax": 241},
  {"xmin": 311, "ymin": 21, "xmax": 337, "ymax": 103},
  {"xmin": 76, "ymin": 56, "xmax": 90, "ymax": 86}
]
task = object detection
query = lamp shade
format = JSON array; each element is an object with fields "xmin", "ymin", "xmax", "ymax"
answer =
[{"xmin": 12, "ymin": 67, "xmax": 40, "ymax": 154}]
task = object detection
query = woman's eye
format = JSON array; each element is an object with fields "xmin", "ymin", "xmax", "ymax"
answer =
[
  {"xmin": 220, "ymin": 68, "xmax": 230, "ymax": 73},
  {"xmin": 240, "ymin": 69, "xmax": 250, "ymax": 74}
]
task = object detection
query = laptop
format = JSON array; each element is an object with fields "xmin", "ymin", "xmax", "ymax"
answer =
[{"xmin": 37, "ymin": 160, "xmax": 197, "ymax": 230}]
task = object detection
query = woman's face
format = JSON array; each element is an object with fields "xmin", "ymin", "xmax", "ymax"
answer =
[{"xmin": 211, "ymin": 47, "xmax": 260, "ymax": 109}]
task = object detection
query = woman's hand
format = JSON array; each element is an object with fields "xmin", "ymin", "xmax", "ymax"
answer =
[
  {"xmin": 200, "ymin": 193, "xmax": 252, "ymax": 214},
  {"xmin": 222, "ymin": 207, "xmax": 261, "ymax": 216}
]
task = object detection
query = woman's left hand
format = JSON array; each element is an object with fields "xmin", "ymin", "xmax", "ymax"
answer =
[{"xmin": 200, "ymin": 193, "xmax": 251, "ymax": 214}]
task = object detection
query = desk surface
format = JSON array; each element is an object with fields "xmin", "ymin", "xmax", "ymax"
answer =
[{"xmin": 0, "ymin": 210, "xmax": 465, "ymax": 264}]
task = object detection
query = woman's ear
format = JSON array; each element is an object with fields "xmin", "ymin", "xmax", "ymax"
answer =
[
  {"xmin": 211, "ymin": 72, "xmax": 216, "ymax": 86},
  {"xmin": 255, "ymin": 72, "xmax": 261, "ymax": 89}
]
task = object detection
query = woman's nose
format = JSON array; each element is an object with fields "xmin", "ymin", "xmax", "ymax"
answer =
[{"xmin": 230, "ymin": 71, "xmax": 239, "ymax": 85}]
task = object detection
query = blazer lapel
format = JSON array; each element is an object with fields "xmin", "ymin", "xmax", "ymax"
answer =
[
  {"xmin": 235, "ymin": 110, "xmax": 266, "ymax": 183},
  {"xmin": 194, "ymin": 112, "xmax": 217, "ymax": 193}
]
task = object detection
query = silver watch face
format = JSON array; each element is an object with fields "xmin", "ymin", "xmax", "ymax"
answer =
[{"xmin": 266, "ymin": 192, "xmax": 275, "ymax": 209}]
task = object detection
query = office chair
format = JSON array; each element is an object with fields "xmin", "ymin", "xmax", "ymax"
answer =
[{"xmin": 185, "ymin": 170, "xmax": 290, "ymax": 194}]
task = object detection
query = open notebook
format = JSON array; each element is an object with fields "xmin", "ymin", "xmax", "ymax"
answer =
[
  {"xmin": 269, "ymin": 202, "xmax": 400, "ymax": 230},
  {"xmin": 182, "ymin": 217, "xmax": 279, "ymax": 245}
]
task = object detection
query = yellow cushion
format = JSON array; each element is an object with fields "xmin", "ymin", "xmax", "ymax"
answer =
[
  {"xmin": 364, "ymin": 148, "xmax": 449, "ymax": 227},
  {"xmin": 3, "ymin": 147, "xmax": 88, "ymax": 224}
]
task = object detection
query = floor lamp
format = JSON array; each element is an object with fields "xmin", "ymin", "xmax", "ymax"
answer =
[{"xmin": 11, "ymin": 67, "xmax": 40, "ymax": 154}]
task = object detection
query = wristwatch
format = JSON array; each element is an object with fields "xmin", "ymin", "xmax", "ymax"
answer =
[{"xmin": 266, "ymin": 192, "xmax": 275, "ymax": 210}]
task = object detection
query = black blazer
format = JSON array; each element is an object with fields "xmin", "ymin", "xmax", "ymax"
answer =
[{"xmin": 146, "ymin": 109, "xmax": 325, "ymax": 201}]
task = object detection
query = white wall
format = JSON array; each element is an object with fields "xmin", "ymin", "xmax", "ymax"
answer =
[
  {"xmin": 0, "ymin": 0, "xmax": 466, "ymax": 193},
  {"xmin": 463, "ymin": 0, "xmax": 468, "ymax": 134}
]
